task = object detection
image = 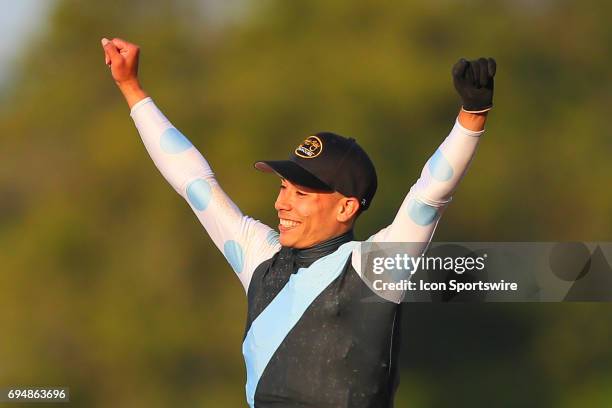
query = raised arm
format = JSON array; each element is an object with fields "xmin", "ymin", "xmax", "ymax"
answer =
[
  {"xmin": 368, "ymin": 57, "xmax": 496, "ymax": 247},
  {"xmin": 101, "ymin": 37, "xmax": 281, "ymax": 292}
]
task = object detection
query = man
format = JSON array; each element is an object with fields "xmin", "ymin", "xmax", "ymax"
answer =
[{"xmin": 101, "ymin": 37, "xmax": 495, "ymax": 407}]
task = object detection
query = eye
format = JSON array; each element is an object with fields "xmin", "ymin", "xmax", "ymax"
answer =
[{"xmin": 296, "ymin": 190, "xmax": 307, "ymax": 197}]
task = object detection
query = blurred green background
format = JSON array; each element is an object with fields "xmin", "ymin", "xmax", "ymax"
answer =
[{"xmin": 1, "ymin": 0, "xmax": 611, "ymax": 406}]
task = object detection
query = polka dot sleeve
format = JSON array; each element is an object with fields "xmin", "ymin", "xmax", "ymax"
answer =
[
  {"xmin": 366, "ymin": 118, "xmax": 484, "ymax": 247},
  {"xmin": 130, "ymin": 97, "xmax": 281, "ymax": 292}
]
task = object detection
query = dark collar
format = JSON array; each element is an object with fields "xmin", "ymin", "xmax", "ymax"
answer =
[{"xmin": 290, "ymin": 230, "xmax": 354, "ymax": 268}]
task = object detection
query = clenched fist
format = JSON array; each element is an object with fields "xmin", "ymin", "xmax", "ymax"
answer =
[
  {"xmin": 101, "ymin": 37, "xmax": 148, "ymax": 108},
  {"xmin": 452, "ymin": 57, "xmax": 496, "ymax": 113},
  {"xmin": 101, "ymin": 37, "xmax": 141, "ymax": 84}
]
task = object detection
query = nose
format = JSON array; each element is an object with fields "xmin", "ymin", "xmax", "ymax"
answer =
[{"xmin": 274, "ymin": 189, "xmax": 291, "ymax": 211}]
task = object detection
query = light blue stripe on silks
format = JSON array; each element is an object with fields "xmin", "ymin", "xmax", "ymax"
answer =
[{"xmin": 242, "ymin": 241, "xmax": 358, "ymax": 407}]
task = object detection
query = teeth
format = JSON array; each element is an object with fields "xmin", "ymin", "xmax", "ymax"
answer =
[{"xmin": 280, "ymin": 219, "xmax": 299, "ymax": 228}]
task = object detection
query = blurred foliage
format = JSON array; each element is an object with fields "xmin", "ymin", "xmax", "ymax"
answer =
[{"xmin": 1, "ymin": 0, "xmax": 611, "ymax": 406}]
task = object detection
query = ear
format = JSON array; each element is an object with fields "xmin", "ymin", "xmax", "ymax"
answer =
[{"xmin": 336, "ymin": 197, "xmax": 360, "ymax": 223}]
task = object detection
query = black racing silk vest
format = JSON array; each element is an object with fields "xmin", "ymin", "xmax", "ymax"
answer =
[{"xmin": 243, "ymin": 231, "xmax": 401, "ymax": 407}]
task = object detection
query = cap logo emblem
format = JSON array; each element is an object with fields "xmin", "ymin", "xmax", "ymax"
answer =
[{"xmin": 295, "ymin": 136, "xmax": 323, "ymax": 159}]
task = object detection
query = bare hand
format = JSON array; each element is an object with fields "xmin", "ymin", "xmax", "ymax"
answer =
[
  {"xmin": 101, "ymin": 37, "xmax": 148, "ymax": 108},
  {"xmin": 101, "ymin": 37, "xmax": 140, "ymax": 85}
]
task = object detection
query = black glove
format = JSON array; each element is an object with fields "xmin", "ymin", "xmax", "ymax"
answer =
[{"xmin": 452, "ymin": 57, "xmax": 496, "ymax": 113}]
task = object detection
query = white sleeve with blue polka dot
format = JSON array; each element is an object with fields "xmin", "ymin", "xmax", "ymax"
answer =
[
  {"xmin": 370, "ymin": 119, "xmax": 483, "ymax": 243},
  {"xmin": 354, "ymin": 119, "xmax": 484, "ymax": 279},
  {"xmin": 130, "ymin": 97, "xmax": 281, "ymax": 292}
]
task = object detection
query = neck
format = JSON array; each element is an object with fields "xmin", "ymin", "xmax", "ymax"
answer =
[{"xmin": 293, "ymin": 230, "xmax": 354, "ymax": 267}]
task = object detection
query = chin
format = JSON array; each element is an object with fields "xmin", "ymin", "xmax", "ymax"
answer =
[
  {"xmin": 279, "ymin": 233, "xmax": 293, "ymax": 248},
  {"xmin": 279, "ymin": 231, "xmax": 307, "ymax": 248}
]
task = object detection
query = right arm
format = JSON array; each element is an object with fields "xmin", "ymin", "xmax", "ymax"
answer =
[{"xmin": 101, "ymin": 37, "xmax": 281, "ymax": 292}]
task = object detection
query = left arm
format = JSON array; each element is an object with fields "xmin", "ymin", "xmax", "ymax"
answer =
[
  {"xmin": 367, "ymin": 110, "xmax": 486, "ymax": 244},
  {"xmin": 366, "ymin": 57, "xmax": 496, "ymax": 247}
]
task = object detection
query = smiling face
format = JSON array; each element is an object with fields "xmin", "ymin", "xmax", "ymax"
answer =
[{"xmin": 274, "ymin": 178, "xmax": 360, "ymax": 249}]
